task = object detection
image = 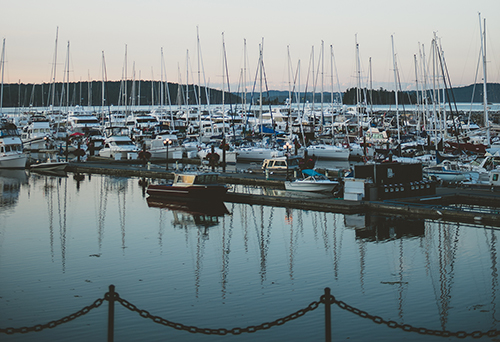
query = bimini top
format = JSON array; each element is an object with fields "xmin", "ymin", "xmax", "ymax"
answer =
[{"xmin": 301, "ymin": 169, "xmax": 324, "ymax": 177}]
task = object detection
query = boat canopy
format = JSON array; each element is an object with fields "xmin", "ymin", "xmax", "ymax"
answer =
[{"xmin": 301, "ymin": 169, "xmax": 323, "ymax": 177}]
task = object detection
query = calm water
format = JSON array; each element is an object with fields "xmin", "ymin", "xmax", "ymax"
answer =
[{"xmin": 0, "ymin": 171, "xmax": 499, "ymax": 341}]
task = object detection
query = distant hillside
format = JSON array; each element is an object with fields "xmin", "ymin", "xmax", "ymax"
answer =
[
  {"xmin": 450, "ymin": 83, "xmax": 500, "ymax": 103},
  {"xmin": 1, "ymin": 81, "xmax": 498, "ymax": 107},
  {"xmin": 238, "ymin": 83, "xmax": 500, "ymax": 105},
  {"xmin": 0, "ymin": 80, "xmax": 240, "ymax": 108}
]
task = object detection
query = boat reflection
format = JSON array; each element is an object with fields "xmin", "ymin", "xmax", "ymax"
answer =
[
  {"xmin": 146, "ymin": 196, "xmax": 229, "ymax": 229},
  {"xmin": 0, "ymin": 169, "xmax": 28, "ymax": 208},
  {"xmin": 30, "ymin": 168, "xmax": 68, "ymax": 178},
  {"xmin": 345, "ymin": 213, "xmax": 425, "ymax": 241}
]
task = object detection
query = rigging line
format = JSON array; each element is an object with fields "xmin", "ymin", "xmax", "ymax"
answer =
[
  {"xmin": 467, "ymin": 50, "xmax": 482, "ymax": 127},
  {"xmin": 436, "ymin": 47, "xmax": 461, "ymax": 139},
  {"xmin": 260, "ymin": 60, "xmax": 276, "ymax": 143},
  {"xmin": 244, "ymin": 53, "xmax": 263, "ymax": 135}
]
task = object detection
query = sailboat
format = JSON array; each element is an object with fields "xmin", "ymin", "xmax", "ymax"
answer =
[{"xmin": 0, "ymin": 39, "xmax": 27, "ymax": 169}]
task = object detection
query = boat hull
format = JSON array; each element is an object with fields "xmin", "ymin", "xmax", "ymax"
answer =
[
  {"xmin": 284, "ymin": 180, "xmax": 338, "ymax": 192},
  {"xmin": 146, "ymin": 184, "xmax": 228, "ymax": 199},
  {"xmin": 0, "ymin": 153, "xmax": 27, "ymax": 169}
]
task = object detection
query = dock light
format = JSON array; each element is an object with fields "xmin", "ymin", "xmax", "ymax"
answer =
[{"xmin": 164, "ymin": 138, "xmax": 172, "ymax": 170}]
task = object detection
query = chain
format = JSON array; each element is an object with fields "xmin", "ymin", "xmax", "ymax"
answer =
[
  {"xmin": 0, "ymin": 297, "xmax": 104, "ymax": 335},
  {"xmin": 3, "ymin": 290, "xmax": 500, "ymax": 338},
  {"xmin": 328, "ymin": 295, "xmax": 500, "ymax": 339},
  {"xmin": 116, "ymin": 293, "xmax": 321, "ymax": 335}
]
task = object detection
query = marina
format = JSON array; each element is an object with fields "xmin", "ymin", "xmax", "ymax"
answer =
[{"xmin": 0, "ymin": 170, "xmax": 499, "ymax": 341}]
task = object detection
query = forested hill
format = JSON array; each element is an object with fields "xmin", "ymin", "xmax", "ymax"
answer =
[
  {"xmin": 0, "ymin": 81, "xmax": 498, "ymax": 107},
  {"xmin": 0, "ymin": 80, "xmax": 239, "ymax": 108}
]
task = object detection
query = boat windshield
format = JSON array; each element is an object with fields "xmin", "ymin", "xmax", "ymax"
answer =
[{"xmin": 193, "ymin": 174, "xmax": 219, "ymax": 185}]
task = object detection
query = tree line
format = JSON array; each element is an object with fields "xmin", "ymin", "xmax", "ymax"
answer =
[{"xmin": 0, "ymin": 81, "xmax": 241, "ymax": 108}]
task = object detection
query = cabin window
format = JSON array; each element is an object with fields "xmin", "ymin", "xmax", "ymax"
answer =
[
  {"xmin": 493, "ymin": 174, "xmax": 499, "ymax": 182},
  {"xmin": 387, "ymin": 168, "xmax": 394, "ymax": 178}
]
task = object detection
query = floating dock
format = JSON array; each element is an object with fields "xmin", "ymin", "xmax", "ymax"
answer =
[{"xmin": 65, "ymin": 159, "xmax": 500, "ymax": 227}]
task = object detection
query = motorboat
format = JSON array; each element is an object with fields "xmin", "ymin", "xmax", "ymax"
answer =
[
  {"xmin": 423, "ymin": 160, "xmax": 476, "ymax": 183},
  {"xmin": 148, "ymin": 134, "xmax": 184, "ymax": 159},
  {"xmin": 30, "ymin": 156, "xmax": 68, "ymax": 172},
  {"xmin": 261, "ymin": 155, "xmax": 304, "ymax": 174},
  {"xmin": 306, "ymin": 144, "xmax": 349, "ymax": 160},
  {"xmin": 146, "ymin": 172, "xmax": 228, "ymax": 199},
  {"xmin": 285, "ymin": 169, "xmax": 339, "ymax": 192},
  {"xmin": 21, "ymin": 115, "xmax": 52, "ymax": 151},
  {"xmin": 99, "ymin": 135, "xmax": 139, "ymax": 160},
  {"xmin": 0, "ymin": 118, "xmax": 27, "ymax": 169},
  {"xmin": 235, "ymin": 145, "xmax": 284, "ymax": 162}
]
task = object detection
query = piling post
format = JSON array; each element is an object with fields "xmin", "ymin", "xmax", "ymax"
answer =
[
  {"xmin": 325, "ymin": 287, "xmax": 331, "ymax": 342},
  {"xmin": 108, "ymin": 284, "xmax": 115, "ymax": 342}
]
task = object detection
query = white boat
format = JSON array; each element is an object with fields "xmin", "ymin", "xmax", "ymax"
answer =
[
  {"xmin": 423, "ymin": 160, "xmax": 475, "ymax": 183},
  {"xmin": 235, "ymin": 145, "xmax": 284, "ymax": 161},
  {"xmin": 0, "ymin": 118, "xmax": 27, "ymax": 169},
  {"xmin": 306, "ymin": 144, "xmax": 349, "ymax": 160},
  {"xmin": 30, "ymin": 156, "xmax": 68, "ymax": 172},
  {"xmin": 285, "ymin": 169, "xmax": 338, "ymax": 192},
  {"xmin": 149, "ymin": 134, "xmax": 184, "ymax": 159},
  {"xmin": 99, "ymin": 135, "xmax": 139, "ymax": 160},
  {"xmin": 66, "ymin": 108, "xmax": 101, "ymax": 133},
  {"xmin": 21, "ymin": 115, "xmax": 52, "ymax": 151}
]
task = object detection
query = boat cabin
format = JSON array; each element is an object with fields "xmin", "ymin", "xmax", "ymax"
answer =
[{"xmin": 262, "ymin": 156, "xmax": 301, "ymax": 173}]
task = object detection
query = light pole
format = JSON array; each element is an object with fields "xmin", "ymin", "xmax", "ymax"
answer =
[
  {"xmin": 285, "ymin": 142, "xmax": 292, "ymax": 180},
  {"xmin": 164, "ymin": 138, "xmax": 171, "ymax": 171}
]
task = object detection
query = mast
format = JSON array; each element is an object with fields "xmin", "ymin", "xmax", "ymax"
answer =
[
  {"xmin": 320, "ymin": 40, "xmax": 324, "ymax": 132},
  {"xmin": 259, "ymin": 41, "xmax": 263, "ymax": 133},
  {"xmin": 414, "ymin": 54, "xmax": 421, "ymax": 132},
  {"xmin": 51, "ymin": 27, "xmax": 59, "ymax": 115},
  {"xmin": 369, "ymin": 56, "xmax": 373, "ymax": 120},
  {"xmin": 197, "ymin": 26, "xmax": 202, "ymax": 138},
  {"xmin": 431, "ymin": 38, "xmax": 438, "ymax": 149},
  {"xmin": 244, "ymin": 39, "xmax": 248, "ymax": 119},
  {"xmin": 479, "ymin": 13, "xmax": 490, "ymax": 147},
  {"xmin": 101, "ymin": 51, "xmax": 107, "ymax": 118},
  {"xmin": 0, "ymin": 38, "xmax": 5, "ymax": 112},
  {"xmin": 160, "ymin": 48, "xmax": 165, "ymax": 108},
  {"xmin": 355, "ymin": 34, "xmax": 361, "ymax": 127},
  {"xmin": 222, "ymin": 33, "xmax": 226, "ymax": 133},
  {"xmin": 66, "ymin": 41, "xmax": 70, "ymax": 109},
  {"xmin": 391, "ymin": 35, "xmax": 401, "ymax": 146}
]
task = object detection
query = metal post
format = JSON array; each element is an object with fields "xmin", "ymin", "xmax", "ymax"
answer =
[
  {"xmin": 108, "ymin": 284, "xmax": 115, "ymax": 342},
  {"xmin": 324, "ymin": 287, "xmax": 331, "ymax": 342}
]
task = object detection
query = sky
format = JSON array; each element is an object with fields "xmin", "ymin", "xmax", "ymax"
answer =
[{"xmin": 1, "ymin": 0, "xmax": 500, "ymax": 93}]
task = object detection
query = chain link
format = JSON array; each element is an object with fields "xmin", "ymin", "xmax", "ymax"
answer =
[
  {"xmin": 328, "ymin": 295, "xmax": 500, "ymax": 339},
  {"xmin": 2, "ymin": 289, "xmax": 500, "ymax": 338},
  {"xmin": 116, "ymin": 295, "xmax": 321, "ymax": 335},
  {"xmin": 0, "ymin": 298, "xmax": 104, "ymax": 335}
]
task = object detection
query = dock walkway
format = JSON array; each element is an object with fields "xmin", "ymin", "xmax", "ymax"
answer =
[{"xmin": 65, "ymin": 159, "xmax": 500, "ymax": 227}]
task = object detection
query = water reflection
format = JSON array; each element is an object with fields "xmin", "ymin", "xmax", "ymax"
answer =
[
  {"xmin": 346, "ymin": 214, "xmax": 425, "ymax": 241},
  {"xmin": 146, "ymin": 197, "xmax": 229, "ymax": 229},
  {"xmin": 2, "ymin": 174, "xmax": 500, "ymax": 341},
  {"xmin": 0, "ymin": 169, "xmax": 27, "ymax": 208}
]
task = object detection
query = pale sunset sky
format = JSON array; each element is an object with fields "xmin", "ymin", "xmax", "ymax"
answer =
[{"xmin": 1, "ymin": 0, "xmax": 499, "ymax": 92}]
